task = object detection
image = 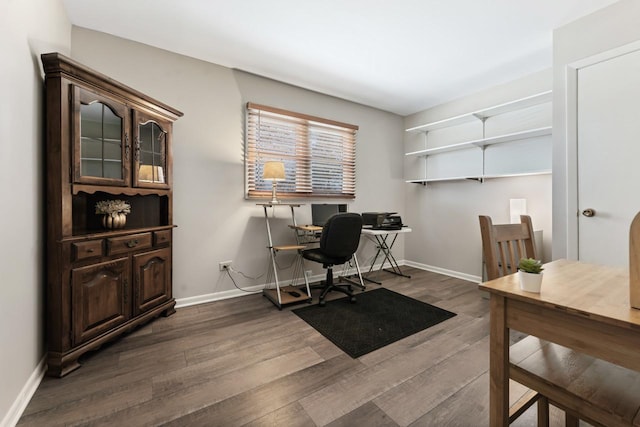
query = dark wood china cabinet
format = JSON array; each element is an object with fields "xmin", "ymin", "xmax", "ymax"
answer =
[{"xmin": 41, "ymin": 53, "xmax": 183, "ymax": 377}]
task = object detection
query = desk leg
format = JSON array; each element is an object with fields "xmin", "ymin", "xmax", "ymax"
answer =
[
  {"xmin": 380, "ymin": 234, "xmax": 411, "ymax": 279},
  {"xmin": 269, "ymin": 247, "xmax": 283, "ymax": 306},
  {"xmin": 262, "ymin": 205, "xmax": 282, "ymax": 308},
  {"xmin": 490, "ymin": 294, "xmax": 509, "ymax": 426},
  {"xmin": 363, "ymin": 242, "xmax": 384, "ymax": 285},
  {"xmin": 378, "ymin": 235, "xmax": 394, "ymax": 271}
]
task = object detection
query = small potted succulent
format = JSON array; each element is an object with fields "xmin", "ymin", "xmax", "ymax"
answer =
[
  {"xmin": 517, "ymin": 258, "xmax": 544, "ymax": 293},
  {"xmin": 95, "ymin": 199, "xmax": 131, "ymax": 229}
]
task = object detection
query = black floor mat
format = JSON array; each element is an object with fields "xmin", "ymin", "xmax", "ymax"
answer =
[{"xmin": 293, "ymin": 288, "xmax": 456, "ymax": 358}]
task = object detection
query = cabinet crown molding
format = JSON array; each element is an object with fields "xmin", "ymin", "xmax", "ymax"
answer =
[{"xmin": 41, "ymin": 52, "xmax": 183, "ymax": 122}]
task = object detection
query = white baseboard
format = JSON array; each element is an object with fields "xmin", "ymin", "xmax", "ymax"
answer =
[
  {"xmin": 175, "ymin": 271, "xmax": 336, "ymax": 308},
  {"xmin": 2, "ymin": 356, "xmax": 47, "ymax": 427},
  {"xmin": 175, "ymin": 259, "xmax": 479, "ymax": 308},
  {"xmin": 175, "ymin": 262, "xmax": 380, "ymax": 308},
  {"xmin": 175, "ymin": 283, "xmax": 266, "ymax": 308},
  {"xmin": 403, "ymin": 260, "xmax": 481, "ymax": 283}
]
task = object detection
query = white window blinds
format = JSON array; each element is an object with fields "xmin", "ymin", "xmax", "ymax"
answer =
[{"xmin": 245, "ymin": 103, "xmax": 358, "ymax": 199}]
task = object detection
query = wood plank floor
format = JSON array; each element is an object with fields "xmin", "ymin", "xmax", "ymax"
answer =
[{"xmin": 18, "ymin": 268, "xmax": 587, "ymax": 426}]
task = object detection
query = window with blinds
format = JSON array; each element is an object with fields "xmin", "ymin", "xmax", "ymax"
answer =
[{"xmin": 245, "ymin": 103, "xmax": 358, "ymax": 199}]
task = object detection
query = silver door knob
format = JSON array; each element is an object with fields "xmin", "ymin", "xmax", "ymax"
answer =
[{"xmin": 582, "ymin": 208, "xmax": 596, "ymax": 217}]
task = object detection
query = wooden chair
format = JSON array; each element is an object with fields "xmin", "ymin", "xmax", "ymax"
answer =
[
  {"xmin": 479, "ymin": 215, "xmax": 585, "ymax": 426},
  {"xmin": 511, "ymin": 336, "xmax": 640, "ymax": 426},
  {"xmin": 479, "ymin": 214, "xmax": 552, "ymax": 425},
  {"xmin": 479, "ymin": 214, "xmax": 537, "ymax": 281}
]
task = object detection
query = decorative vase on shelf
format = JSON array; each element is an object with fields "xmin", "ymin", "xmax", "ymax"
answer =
[
  {"xmin": 102, "ymin": 212, "xmax": 127, "ymax": 229},
  {"xmin": 95, "ymin": 199, "xmax": 131, "ymax": 230}
]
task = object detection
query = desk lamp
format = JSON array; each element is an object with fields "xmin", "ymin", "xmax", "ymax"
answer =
[{"xmin": 263, "ymin": 161, "xmax": 285, "ymax": 204}]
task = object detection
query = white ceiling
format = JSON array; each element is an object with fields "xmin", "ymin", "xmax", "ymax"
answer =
[{"xmin": 62, "ymin": 0, "xmax": 619, "ymax": 116}]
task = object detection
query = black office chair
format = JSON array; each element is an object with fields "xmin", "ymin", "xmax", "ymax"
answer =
[{"xmin": 301, "ymin": 213, "xmax": 363, "ymax": 306}]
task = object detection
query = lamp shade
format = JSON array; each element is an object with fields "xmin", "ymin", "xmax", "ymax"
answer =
[
  {"xmin": 138, "ymin": 165, "xmax": 164, "ymax": 183},
  {"xmin": 263, "ymin": 161, "xmax": 285, "ymax": 181}
]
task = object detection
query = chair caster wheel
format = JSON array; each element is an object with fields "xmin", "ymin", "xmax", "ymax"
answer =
[
  {"xmin": 319, "ymin": 299, "xmax": 326, "ymax": 307},
  {"xmin": 349, "ymin": 296, "xmax": 356, "ymax": 303}
]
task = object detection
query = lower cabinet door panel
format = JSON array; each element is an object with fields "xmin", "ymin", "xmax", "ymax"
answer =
[
  {"xmin": 71, "ymin": 257, "xmax": 130, "ymax": 345},
  {"xmin": 133, "ymin": 247, "xmax": 171, "ymax": 316}
]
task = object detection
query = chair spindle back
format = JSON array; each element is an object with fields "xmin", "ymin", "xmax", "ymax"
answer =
[{"xmin": 479, "ymin": 215, "xmax": 537, "ymax": 281}]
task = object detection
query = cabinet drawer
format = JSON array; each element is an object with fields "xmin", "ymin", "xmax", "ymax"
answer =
[
  {"xmin": 153, "ymin": 230, "xmax": 172, "ymax": 246},
  {"xmin": 107, "ymin": 233, "xmax": 152, "ymax": 255},
  {"xmin": 72, "ymin": 240, "xmax": 103, "ymax": 261}
]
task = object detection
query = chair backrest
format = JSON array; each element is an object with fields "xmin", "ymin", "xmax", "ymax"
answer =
[
  {"xmin": 320, "ymin": 213, "xmax": 363, "ymax": 259},
  {"xmin": 479, "ymin": 215, "xmax": 537, "ymax": 281}
]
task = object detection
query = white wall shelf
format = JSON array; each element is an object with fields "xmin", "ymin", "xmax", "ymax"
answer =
[
  {"xmin": 406, "ymin": 170, "xmax": 551, "ymax": 185},
  {"xmin": 406, "ymin": 176, "xmax": 482, "ymax": 184},
  {"xmin": 482, "ymin": 170, "xmax": 551, "ymax": 180},
  {"xmin": 404, "ymin": 90, "xmax": 552, "ymax": 184},
  {"xmin": 405, "ymin": 126, "xmax": 552, "ymax": 157},
  {"xmin": 405, "ymin": 90, "xmax": 552, "ymax": 133}
]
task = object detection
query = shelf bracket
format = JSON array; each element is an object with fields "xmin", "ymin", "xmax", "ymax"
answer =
[
  {"xmin": 480, "ymin": 118, "xmax": 487, "ymax": 176},
  {"xmin": 481, "ymin": 144, "xmax": 487, "ymax": 178},
  {"xmin": 423, "ymin": 131, "xmax": 429, "ymax": 187}
]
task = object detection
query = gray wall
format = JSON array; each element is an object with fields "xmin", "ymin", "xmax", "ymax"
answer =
[
  {"xmin": 0, "ymin": 0, "xmax": 70, "ymax": 424},
  {"xmin": 70, "ymin": 27, "xmax": 405, "ymax": 304},
  {"xmin": 403, "ymin": 70, "xmax": 553, "ymax": 281},
  {"xmin": 553, "ymin": 0, "xmax": 640, "ymax": 259}
]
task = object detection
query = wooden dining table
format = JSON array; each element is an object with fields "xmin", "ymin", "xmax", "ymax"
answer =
[{"xmin": 479, "ymin": 259, "xmax": 640, "ymax": 426}]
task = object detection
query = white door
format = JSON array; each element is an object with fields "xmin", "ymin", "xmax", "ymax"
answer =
[{"xmin": 577, "ymin": 48, "xmax": 640, "ymax": 267}]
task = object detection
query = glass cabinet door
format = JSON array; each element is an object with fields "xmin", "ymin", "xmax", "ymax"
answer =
[
  {"xmin": 73, "ymin": 86, "xmax": 130, "ymax": 186},
  {"xmin": 133, "ymin": 111, "xmax": 171, "ymax": 189}
]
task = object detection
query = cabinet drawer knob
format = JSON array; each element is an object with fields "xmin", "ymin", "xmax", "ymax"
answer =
[
  {"xmin": 86, "ymin": 248, "xmax": 94, "ymax": 253},
  {"xmin": 126, "ymin": 239, "xmax": 139, "ymax": 248}
]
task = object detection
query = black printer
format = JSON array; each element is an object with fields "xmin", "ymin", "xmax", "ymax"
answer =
[{"xmin": 362, "ymin": 212, "xmax": 403, "ymax": 230}]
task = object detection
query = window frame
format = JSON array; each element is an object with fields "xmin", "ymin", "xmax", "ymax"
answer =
[{"xmin": 245, "ymin": 102, "xmax": 358, "ymax": 200}]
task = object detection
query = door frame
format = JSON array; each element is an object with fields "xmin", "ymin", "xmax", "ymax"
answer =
[{"xmin": 565, "ymin": 39, "xmax": 640, "ymax": 260}]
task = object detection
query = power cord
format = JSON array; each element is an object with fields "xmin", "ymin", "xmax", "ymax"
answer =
[
  {"xmin": 222, "ymin": 265, "xmax": 262, "ymax": 294},
  {"xmin": 222, "ymin": 256, "xmax": 301, "ymax": 294},
  {"xmin": 228, "ymin": 265, "xmax": 264, "ymax": 281}
]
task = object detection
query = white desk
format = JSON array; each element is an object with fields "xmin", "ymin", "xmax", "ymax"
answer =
[{"xmin": 361, "ymin": 227, "xmax": 412, "ymax": 283}]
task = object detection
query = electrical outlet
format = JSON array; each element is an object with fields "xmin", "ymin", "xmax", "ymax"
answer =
[
  {"xmin": 305, "ymin": 270, "xmax": 313, "ymax": 278},
  {"xmin": 219, "ymin": 261, "xmax": 232, "ymax": 271}
]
